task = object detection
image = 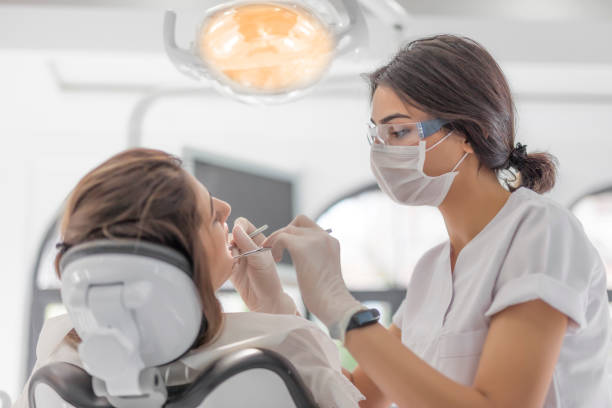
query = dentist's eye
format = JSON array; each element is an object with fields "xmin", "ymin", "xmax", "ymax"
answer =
[
  {"xmin": 387, "ymin": 124, "xmax": 412, "ymax": 140},
  {"xmin": 390, "ymin": 129, "xmax": 411, "ymax": 140}
]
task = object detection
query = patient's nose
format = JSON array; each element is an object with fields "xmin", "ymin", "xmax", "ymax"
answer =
[{"xmin": 219, "ymin": 200, "xmax": 231, "ymax": 221}]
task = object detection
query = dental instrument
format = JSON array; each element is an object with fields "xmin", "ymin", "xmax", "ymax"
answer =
[
  {"xmin": 233, "ymin": 229, "xmax": 332, "ymax": 259},
  {"xmin": 228, "ymin": 224, "xmax": 268, "ymax": 250}
]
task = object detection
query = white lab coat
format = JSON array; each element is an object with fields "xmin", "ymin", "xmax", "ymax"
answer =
[
  {"xmin": 14, "ymin": 312, "xmax": 363, "ymax": 408},
  {"xmin": 393, "ymin": 187, "xmax": 611, "ymax": 407}
]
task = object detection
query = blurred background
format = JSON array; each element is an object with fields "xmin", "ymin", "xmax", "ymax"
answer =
[{"xmin": 1, "ymin": 0, "xmax": 611, "ymax": 402}]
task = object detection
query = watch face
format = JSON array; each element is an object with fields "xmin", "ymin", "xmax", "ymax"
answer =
[{"xmin": 353, "ymin": 309, "xmax": 381, "ymax": 326}]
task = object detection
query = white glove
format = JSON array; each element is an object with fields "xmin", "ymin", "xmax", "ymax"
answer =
[
  {"xmin": 230, "ymin": 217, "xmax": 297, "ymax": 315},
  {"xmin": 262, "ymin": 215, "xmax": 365, "ymax": 342}
]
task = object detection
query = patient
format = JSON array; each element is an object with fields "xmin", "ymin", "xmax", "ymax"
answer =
[{"xmin": 14, "ymin": 148, "xmax": 363, "ymax": 408}]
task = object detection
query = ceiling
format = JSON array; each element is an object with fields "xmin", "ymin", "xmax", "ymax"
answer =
[
  {"xmin": 398, "ymin": 0, "xmax": 612, "ymax": 21},
  {"xmin": 0, "ymin": 0, "xmax": 611, "ymax": 96},
  {"xmin": 0, "ymin": 0, "xmax": 611, "ymax": 66},
  {"xmin": 2, "ymin": 0, "xmax": 612, "ymax": 20}
]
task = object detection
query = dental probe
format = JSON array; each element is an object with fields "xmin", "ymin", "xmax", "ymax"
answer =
[
  {"xmin": 227, "ymin": 224, "xmax": 269, "ymax": 249},
  {"xmin": 233, "ymin": 228, "xmax": 333, "ymax": 259}
]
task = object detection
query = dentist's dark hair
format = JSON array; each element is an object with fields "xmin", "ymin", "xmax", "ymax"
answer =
[
  {"xmin": 54, "ymin": 148, "xmax": 223, "ymax": 348},
  {"xmin": 368, "ymin": 34, "xmax": 557, "ymax": 193}
]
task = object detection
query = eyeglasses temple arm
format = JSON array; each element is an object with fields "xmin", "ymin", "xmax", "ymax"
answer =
[{"xmin": 420, "ymin": 119, "xmax": 450, "ymax": 138}]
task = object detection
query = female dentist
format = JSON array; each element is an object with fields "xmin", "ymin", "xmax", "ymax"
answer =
[{"xmin": 255, "ymin": 35, "xmax": 611, "ymax": 407}]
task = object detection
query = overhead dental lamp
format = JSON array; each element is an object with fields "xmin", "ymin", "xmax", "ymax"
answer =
[{"xmin": 163, "ymin": 0, "xmax": 368, "ymax": 104}]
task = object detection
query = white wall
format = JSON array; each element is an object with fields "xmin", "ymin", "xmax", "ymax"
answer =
[
  {"xmin": 140, "ymin": 89, "xmax": 373, "ymax": 217},
  {"xmin": 1, "ymin": 42, "xmax": 612, "ymax": 407},
  {"xmin": 0, "ymin": 52, "xmax": 139, "ymax": 400},
  {"xmin": 517, "ymin": 100, "xmax": 612, "ymax": 204},
  {"xmin": 139, "ymin": 80, "xmax": 612, "ymax": 212}
]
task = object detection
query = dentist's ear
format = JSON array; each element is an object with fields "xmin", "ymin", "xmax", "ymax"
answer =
[
  {"xmin": 448, "ymin": 128, "xmax": 474, "ymax": 154},
  {"xmin": 462, "ymin": 137, "xmax": 475, "ymax": 154}
]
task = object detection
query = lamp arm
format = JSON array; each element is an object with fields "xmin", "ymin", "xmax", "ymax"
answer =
[{"xmin": 329, "ymin": 0, "xmax": 369, "ymax": 55}]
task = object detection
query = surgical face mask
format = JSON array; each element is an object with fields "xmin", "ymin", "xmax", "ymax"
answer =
[{"xmin": 370, "ymin": 131, "xmax": 469, "ymax": 207}]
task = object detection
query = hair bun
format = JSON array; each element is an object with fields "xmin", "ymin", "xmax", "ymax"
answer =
[{"xmin": 509, "ymin": 143, "xmax": 528, "ymax": 167}]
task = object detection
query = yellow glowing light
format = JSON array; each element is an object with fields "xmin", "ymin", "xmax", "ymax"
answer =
[{"xmin": 198, "ymin": 2, "xmax": 335, "ymax": 93}]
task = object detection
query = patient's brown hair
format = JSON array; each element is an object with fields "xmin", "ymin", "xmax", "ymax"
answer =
[{"xmin": 54, "ymin": 148, "xmax": 223, "ymax": 347}]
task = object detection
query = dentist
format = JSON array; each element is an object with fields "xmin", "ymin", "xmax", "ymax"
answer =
[{"xmin": 256, "ymin": 35, "xmax": 611, "ymax": 407}]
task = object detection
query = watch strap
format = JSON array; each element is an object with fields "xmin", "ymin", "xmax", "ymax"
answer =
[
  {"xmin": 328, "ymin": 304, "xmax": 367, "ymax": 343},
  {"xmin": 346, "ymin": 308, "xmax": 381, "ymax": 332}
]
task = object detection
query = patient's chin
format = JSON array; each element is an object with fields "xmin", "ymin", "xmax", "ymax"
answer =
[{"xmin": 211, "ymin": 262, "xmax": 234, "ymax": 291}]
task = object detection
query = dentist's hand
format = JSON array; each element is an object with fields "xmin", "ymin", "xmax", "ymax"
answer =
[
  {"xmin": 262, "ymin": 215, "xmax": 364, "ymax": 341},
  {"xmin": 230, "ymin": 217, "xmax": 297, "ymax": 315}
]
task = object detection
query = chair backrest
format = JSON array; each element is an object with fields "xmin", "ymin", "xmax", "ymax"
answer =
[
  {"xmin": 29, "ymin": 348, "xmax": 318, "ymax": 408},
  {"xmin": 28, "ymin": 362, "xmax": 109, "ymax": 408}
]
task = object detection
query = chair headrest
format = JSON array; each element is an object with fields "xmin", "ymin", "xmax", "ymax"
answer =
[
  {"xmin": 60, "ymin": 239, "xmax": 192, "ymax": 277},
  {"xmin": 60, "ymin": 239, "xmax": 204, "ymax": 398}
]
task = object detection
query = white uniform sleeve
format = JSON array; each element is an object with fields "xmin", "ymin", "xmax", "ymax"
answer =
[
  {"xmin": 392, "ymin": 298, "xmax": 407, "ymax": 329},
  {"xmin": 484, "ymin": 204, "xmax": 603, "ymax": 334}
]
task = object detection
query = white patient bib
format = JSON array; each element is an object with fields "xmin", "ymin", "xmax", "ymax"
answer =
[
  {"xmin": 15, "ymin": 312, "xmax": 363, "ymax": 408},
  {"xmin": 166, "ymin": 312, "xmax": 364, "ymax": 408}
]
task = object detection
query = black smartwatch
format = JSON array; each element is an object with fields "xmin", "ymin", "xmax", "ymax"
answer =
[{"xmin": 346, "ymin": 308, "xmax": 381, "ymax": 333}]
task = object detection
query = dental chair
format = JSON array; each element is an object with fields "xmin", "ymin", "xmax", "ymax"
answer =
[{"xmin": 27, "ymin": 240, "xmax": 318, "ymax": 408}]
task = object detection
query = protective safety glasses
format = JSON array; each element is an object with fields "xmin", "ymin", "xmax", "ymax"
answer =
[{"xmin": 367, "ymin": 118, "xmax": 450, "ymax": 146}]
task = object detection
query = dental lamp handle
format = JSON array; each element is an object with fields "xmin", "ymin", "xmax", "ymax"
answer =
[{"xmin": 163, "ymin": 10, "xmax": 210, "ymax": 80}]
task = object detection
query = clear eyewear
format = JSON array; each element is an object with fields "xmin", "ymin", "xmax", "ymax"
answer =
[{"xmin": 367, "ymin": 118, "xmax": 450, "ymax": 146}]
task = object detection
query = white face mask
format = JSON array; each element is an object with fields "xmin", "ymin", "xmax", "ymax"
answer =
[{"xmin": 370, "ymin": 131, "xmax": 469, "ymax": 207}]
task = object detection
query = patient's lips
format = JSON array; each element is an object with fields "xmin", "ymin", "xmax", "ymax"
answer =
[{"xmin": 224, "ymin": 224, "xmax": 233, "ymax": 255}]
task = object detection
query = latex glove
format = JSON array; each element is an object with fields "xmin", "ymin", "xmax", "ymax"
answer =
[
  {"xmin": 230, "ymin": 217, "xmax": 298, "ymax": 315},
  {"xmin": 262, "ymin": 215, "xmax": 365, "ymax": 342}
]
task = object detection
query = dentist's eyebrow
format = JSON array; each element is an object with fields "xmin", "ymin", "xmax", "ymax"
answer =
[{"xmin": 372, "ymin": 113, "xmax": 412, "ymax": 124}]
